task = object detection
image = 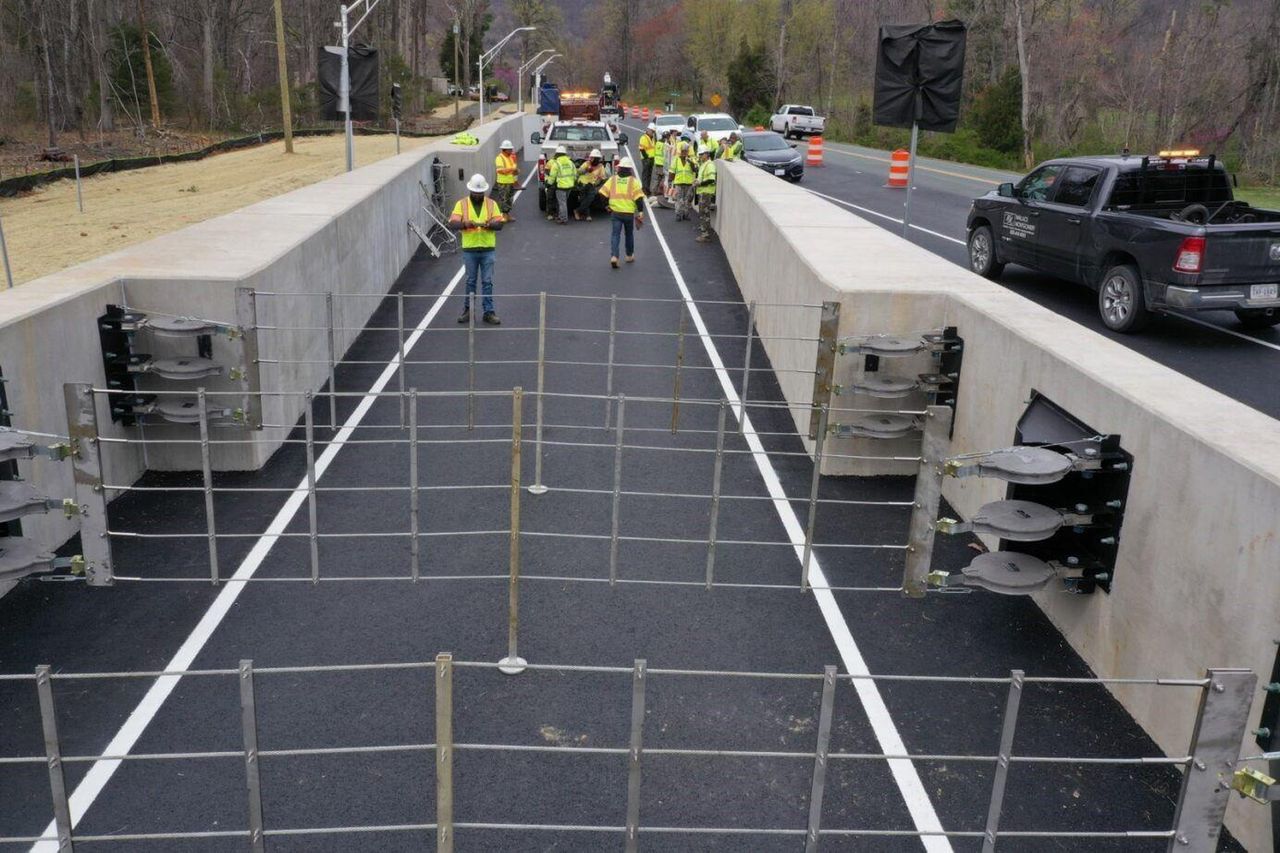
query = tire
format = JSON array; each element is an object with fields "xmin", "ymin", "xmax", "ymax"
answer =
[
  {"xmin": 966, "ymin": 225, "xmax": 1004, "ymax": 279},
  {"xmin": 788, "ymin": 174, "xmax": 802, "ymax": 184},
  {"xmin": 783, "ymin": 123, "xmax": 792, "ymax": 139},
  {"xmin": 537, "ymin": 187, "xmax": 547, "ymax": 212},
  {"xmin": 1098, "ymin": 264, "xmax": 1152, "ymax": 333},
  {"xmin": 1234, "ymin": 307, "xmax": 1280, "ymax": 329}
]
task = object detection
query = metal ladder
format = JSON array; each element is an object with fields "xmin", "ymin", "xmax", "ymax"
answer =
[{"xmin": 408, "ymin": 159, "xmax": 458, "ymax": 258}]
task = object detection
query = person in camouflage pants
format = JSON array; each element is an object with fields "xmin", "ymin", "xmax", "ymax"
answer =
[{"xmin": 694, "ymin": 148, "xmax": 717, "ymax": 242}]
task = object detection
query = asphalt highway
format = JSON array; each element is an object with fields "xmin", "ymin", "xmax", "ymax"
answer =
[
  {"xmin": 0, "ymin": 166, "xmax": 1243, "ymax": 851},
  {"xmin": 619, "ymin": 118, "xmax": 1280, "ymax": 421}
]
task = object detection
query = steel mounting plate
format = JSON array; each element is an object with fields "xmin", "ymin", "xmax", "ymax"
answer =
[
  {"xmin": 0, "ymin": 481, "xmax": 51, "ymax": 523},
  {"xmin": 148, "ymin": 357, "xmax": 223, "ymax": 380},
  {"xmin": 153, "ymin": 398, "xmax": 222, "ymax": 424},
  {"xmin": 850, "ymin": 375, "xmax": 918, "ymax": 399},
  {"xmin": 145, "ymin": 316, "xmax": 217, "ymax": 338},
  {"xmin": 0, "ymin": 429, "xmax": 36, "ymax": 463},
  {"xmin": 856, "ymin": 334, "xmax": 924, "ymax": 357},
  {"xmin": 0, "ymin": 537, "xmax": 56, "ymax": 582},
  {"xmin": 839, "ymin": 412, "xmax": 919, "ymax": 440},
  {"xmin": 970, "ymin": 500, "xmax": 1064, "ymax": 541},
  {"xmin": 962, "ymin": 551, "xmax": 1055, "ymax": 595},
  {"xmin": 975, "ymin": 447, "xmax": 1073, "ymax": 484}
]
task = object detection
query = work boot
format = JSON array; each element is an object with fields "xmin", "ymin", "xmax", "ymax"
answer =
[
  {"xmin": 610, "ymin": 256, "xmax": 619, "ymax": 269},
  {"xmin": 483, "ymin": 312, "xmax": 501, "ymax": 326},
  {"xmin": 696, "ymin": 235, "xmax": 710, "ymax": 243},
  {"xmin": 457, "ymin": 308, "xmax": 470, "ymax": 324},
  {"xmin": 625, "ymin": 255, "xmax": 635, "ymax": 263},
  {"xmin": 546, "ymin": 214, "xmax": 555, "ymax": 221}
]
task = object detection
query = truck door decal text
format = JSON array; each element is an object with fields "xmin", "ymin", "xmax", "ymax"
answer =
[{"xmin": 1003, "ymin": 210, "xmax": 1036, "ymax": 240}]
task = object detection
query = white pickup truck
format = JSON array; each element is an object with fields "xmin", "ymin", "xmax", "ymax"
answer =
[{"xmin": 770, "ymin": 105, "xmax": 825, "ymax": 139}]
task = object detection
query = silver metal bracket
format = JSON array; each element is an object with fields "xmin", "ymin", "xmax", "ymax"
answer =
[
  {"xmin": 807, "ymin": 302, "xmax": 840, "ymax": 440},
  {"xmin": 928, "ymin": 552, "xmax": 1109, "ymax": 596},
  {"xmin": 944, "ymin": 443, "xmax": 1111, "ymax": 485},
  {"xmin": 830, "ymin": 413, "xmax": 921, "ymax": 441},
  {"xmin": 935, "ymin": 500, "xmax": 1096, "ymax": 542},
  {"xmin": 63, "ymin": 383, "xmax": 114, "ymax": 586}
]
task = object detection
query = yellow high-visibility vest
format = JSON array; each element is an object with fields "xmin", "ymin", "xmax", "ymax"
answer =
[
  {"xmin": 549, "ymin": 155, "xmax": 576, "ymax": 189},
  {"xmin": 672, "ymin": 156, "xmax": 695, "ymax": 186},
  {"xmin": 696, "ymin": 160, "xmax": 717, "ymax": 195},
  {"xmin": 578, "ymin": 162, "xmax": 607, "ymax": 186},
  {"xmin": 450, "ymin": 196, "xmax": 502, "ymax": 250},
  {"xmin": 601, "ymin": 175, "xmax": 644, "ymax": 214},
  {"xmin": 495, "ymin": 151, "xmax": 518, "ymax": 185},
  {"xmin": 638, "ymin": 133, "xmax": 657, "ymax": 161}
]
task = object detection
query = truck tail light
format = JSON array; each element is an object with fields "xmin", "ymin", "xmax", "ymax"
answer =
[
  {"xmin": 1173, "ymin": 236, "xmax": 1205, "ymax": 273},
  {"xmin": 537, "ymin": 156, "xmax": 546, "ymax": 182}
]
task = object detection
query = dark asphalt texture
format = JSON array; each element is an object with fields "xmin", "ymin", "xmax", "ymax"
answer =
[
  {"xmin": 624, "ymin": 118, "xmax": 1280, "ymax": 422},
  {"xmin": 0, "ymin": 172, "xmax": 1244, "ymax": 851}
]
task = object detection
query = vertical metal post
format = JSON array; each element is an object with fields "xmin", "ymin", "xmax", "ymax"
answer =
[
  {"xmin": 609, "ymin": 396, "xmax": 625, "ymax": 586},
  {"xmin": 804, "ymin": 665, "xmax": 837, "ymax": 853},
  {"xmin": 738, "ymin": 301, "xmax": 757, "ymax": 433},
  {"xmin": 73, "ymin": 155, "xmax": 84, "ymax": 213},
  {"xmin": 0, "ymin": 213, "xmax": 13, "ymax": 289},
  {"xmin": 528, "ymin": 292, "xmax": 549, "ymax": 495},
  {"xmin": 304, "ymin": 393, "xmax": 320, "ymax": 584},
  {"xmin": 63, "ymin": 384, "xmax": 113, "ymax": 586},
  {"xmin": 435, "ymin": 653, "xmax": 455, "ymax": 853},
  {"xmin": 409, "ymin": 390, "xmax": 420, "ymax": 582},
  {"xmin": 239, "ymin": 660, "xmax": 266, "ymax": 853},
  {"xmin": 604, "ymin": 294, "xmax": 618, "ymax": 429},
  {"xmin": 466, "ymin": 303, "xmax": 476, "ymax": 430},
  {"xmin": 234, "ymin": 288, "xmax": 263, "ymax": 430},
  {"xmin": 801, "ymin": 406, "xmax": 829, "ymax": 591},
  {"xmin": 705, "ymin": 401, "xmax": 726, "ymax": 590},
  {"xmin": 395, "ymin": 117, "xmax": 401, "ymax": 154},
  {"xmin": 808, "ymin": 302, "xmax": 840, "ymax": 440},
  {"xmin": 625, "ymin": 659, "xmax": 647, "ymax": 853},
  {"xmin": 901, "ymin": 121, "xmax": 919, "ymax": 239},
  {"xmin": 1168, "ymin": 668, "xmax": 1257, "ymax": 852},
  {"xmin": 903, "ymin": 405, "xmax": 953, "ymax": 599},
  {"xmin": 670, "ymin": 303, "xmax": 687, "ymax": 434},
  {"xmin": 197, "ymin": 389, "xmax": 219, "ymax": 586},
  {"xmin": 499, "ymin": 388, "xmax": 527, "ymax": 675},
  {"xmin": 339, "ymin": 3, "xmax": 353, "ymax": 172},
  {"xmin": 325, "ymin": 292, "xmax": 338, "ymax": 428},
  {"xmin": 35, "ymin": 666, "xmax": 74, "ymax": 852},
  {"xmin": 981, "ymin": 670, "xmax": 1024, "ymax": 853},
  {"xmin": 397, "ymin": 293, "xmax": 407, "ymax": 428}
]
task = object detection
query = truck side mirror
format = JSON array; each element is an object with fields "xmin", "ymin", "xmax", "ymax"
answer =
[
  {"xmin": 531, "ymin": 132, "xmax": 542, "ymax": 145},
  {"xmin": 998, "ymin": 182, "xmax": 1015, "ymax": 198}
]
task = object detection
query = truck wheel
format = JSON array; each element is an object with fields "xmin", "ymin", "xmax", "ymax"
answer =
[
  {"xmin": 1234, "ymin": 307, "xmax": 1280, "ymax": 329},
  {"xmin": 1098, "ymin": 264, "xmax": 1151, "ymax": 333},
  {"xmin": 967, "ymin": 226, "xmax": 1004, "ymax": 279},
  {"xmin": 538, "ymin": 187, "xmax": 547, "ymax": 212},
  {"xmin": 783, "ymin": 123, "xmax": 792, "ymax": 139}
]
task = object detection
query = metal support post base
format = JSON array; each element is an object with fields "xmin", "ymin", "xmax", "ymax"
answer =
[{"xmin": 526, "ymin": 484, "xmax": 549, "ymax": 495}]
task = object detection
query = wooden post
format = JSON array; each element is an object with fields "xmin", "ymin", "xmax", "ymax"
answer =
[
  {"xmin": 272, "ymin": 0, "xmax": 294, "ymax": 153},
  {"xmin": 138, "ymin": 0, "xmax": 161, "ymax": 128}
]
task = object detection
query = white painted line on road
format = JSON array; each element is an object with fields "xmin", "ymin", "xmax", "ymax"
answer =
[
  {"xmin": 804, "ymin": 187, "xmax": 966, "ymax": 246},
  {"xmin": 29, "ymin": 170, "xmax": 538, "ymax": 851},
  {"xmin": 635, "ymin": 151, "xmax": 952, "ymax": 853},
  {"xmin": 1167, "ymin": 311, "xmax": 1280, "ymax": 352},
  {"xmin": 822, "ymin": 144, "xmax": 1011, "ymax": 185}
]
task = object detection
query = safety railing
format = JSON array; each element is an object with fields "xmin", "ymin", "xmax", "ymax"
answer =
[{"xmin": 0, "ymin": 656, "xmax": 1257, "ymax": 851}]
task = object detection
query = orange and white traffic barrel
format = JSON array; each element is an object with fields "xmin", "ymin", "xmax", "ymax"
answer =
[
  {"xmin": 753, "ymin": 125, "xmax": 764, "ymax": 131},
  {"xmin": 806, "ymin": 136, "xmax": 824, "ymax": 167},
  {"xmin": 887, "ymin": 149, "xmax": 910, "ymax": 188},
  {"xmin": 642, "ymin": 106, "xmax": 650, "ymax": 120}
]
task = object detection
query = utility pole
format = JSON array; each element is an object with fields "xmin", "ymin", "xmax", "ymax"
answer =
[
  {"xmin": 138, "ymin": 0, "xmax": 161, "ymax": 128},
  {"xmin": 454, "ymin": 16, "xmax": 461, "ymax": 119},
  {"xmin": 273, "ymin": 0, "xmax": 294, "ymax": 153}
]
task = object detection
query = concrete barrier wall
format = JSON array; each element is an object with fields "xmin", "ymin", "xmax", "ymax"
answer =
[
  {"xmin": 0, "ymin": 112, "xmax": 524, "ymax": 594},
  {"xmin": 717, "ymin": 161, "xmax": 1280, "ymax": 849}
]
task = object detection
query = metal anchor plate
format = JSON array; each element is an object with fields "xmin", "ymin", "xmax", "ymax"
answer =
[
  {"xmin": 950, "ymin": 446, "xmax": 1074, "ymax": 484},
  {"xmin": 850, "ymin": 375, "xmax": 918, "ymax": 399},
  {"xmin": 833, "ymin": 412, "xmax": 919, "ymax": 440},
  {"xmin": 961, "ymin": 551, "xmax": 1056, "ymax": 595},
  {"xmin": 153, "ymin": 398, "xmax": 229, "ymax": 424},
  {"xmin": 969, "ymin": 500, "xmax": 1064, "ymax": 541},
  {"xmin": 144, "ymin": 316, "xmax": 218, "ymax": 338},
  {"xmin": 147, "ymin": 357, "xmax": 223, "ymax": 380},
  {"xmin": 841, "ymin": 334, "xmax": 925, "ymax": 357}
]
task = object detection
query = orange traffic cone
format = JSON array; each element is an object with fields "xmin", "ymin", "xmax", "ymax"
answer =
[
  {"xmin": 642, "ymin": 106, "xmax": 650, "ymax": 120},
  {"xmin": 806, "ymin": 136, "xmax": 824, "ymax": 167},
  {"xmin": 887, "ymin": 149, "xmax": 910, "ymax": 188}
]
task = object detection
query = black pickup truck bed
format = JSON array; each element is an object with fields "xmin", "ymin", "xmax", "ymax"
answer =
[{"xmin": 965, "ymin": 154, "xmax": 1280, "ymax": 332}]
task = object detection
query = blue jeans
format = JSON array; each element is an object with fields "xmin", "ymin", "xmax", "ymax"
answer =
[
  {"xmin": 462, "ymin": 250, "xmax": 495, "ymax": 314},
  {"xmin": 610, "ymin": 214, "xmax": 635, "ymax": 258}
]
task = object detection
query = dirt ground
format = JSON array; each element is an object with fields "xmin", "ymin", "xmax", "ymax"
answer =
[{"xmin": 0, "ymin": 132, "xmax": 435, "ymax": 286}]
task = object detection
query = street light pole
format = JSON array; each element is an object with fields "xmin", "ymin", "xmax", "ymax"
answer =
[
  {"xmin": 518, "ymin": 49, "xmax": 555, "ymax": 114},
  {"xmin": 478, "ymin": 26, "xmax": 536, "ymax": 125},
  {"xmin": 533, "ymin": 54, "xmax": 559, "ymax": 107},
  {"xmin": 335, "ymin": 0, "xmax": 382, "ymax": 172}
]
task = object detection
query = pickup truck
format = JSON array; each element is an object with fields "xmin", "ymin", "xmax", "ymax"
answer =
[
  {"xmin": 770, "ymin": 105, "xmax": 825, "ymax": 139},
  {"xmin": 966, "ymin": 153, "xmax": 1280, "ymax": 332}
]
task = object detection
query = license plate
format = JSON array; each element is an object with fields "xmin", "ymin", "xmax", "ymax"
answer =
[
  {"xmin": 1251, "ymin": 283, "xmax": 1279, "ymax": 300},
  {"xmin": 774, "ymin": 169, "xmax": 786, "ymax": 176}
]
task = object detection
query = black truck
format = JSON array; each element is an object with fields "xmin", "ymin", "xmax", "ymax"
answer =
[{"xmin": 966, "ymin": 152, "xmax": 1280, "ymax": 332}]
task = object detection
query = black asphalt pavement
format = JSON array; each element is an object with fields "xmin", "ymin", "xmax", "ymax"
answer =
[
  {"xmin": 620, "ymin": 118, "xmax": 1280, "ymax": 422},
  {"xmin": 0, "ymin": 172, "xmax": 1243, "ymax": 851}
]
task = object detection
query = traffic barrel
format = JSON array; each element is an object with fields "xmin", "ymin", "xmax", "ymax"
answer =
[
  {"xmin": 753, "ymin": 125, "xmax": 764, "ymax": 131},
  {"xmin": 806, "ymin": 136, "xmax": 824, "ymax": 167},
  {"xmin": 887, "ymin": 149, "xmax": 910, "ymax": 188},
  {"xmin": 630, "ymin": 106, "xmax": 639, "ymax": 118},
  {"xmin": 642, "ymin": 106, "xmax": 650, "ymax": 120}
]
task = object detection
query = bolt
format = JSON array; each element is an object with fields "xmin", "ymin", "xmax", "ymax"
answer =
[
  {"xmin": 1075, "ymin": 503, "xmax": 1088, "ymax": 512},
  {"xmin": 1106, "ymin": 500, "xmax": 1123, "ymax": 509},
  {"xmin": 1265, "ymin": 682, "xmax": 1280, "ymax": 694},
  {"xmin": 1213, "ymin": 682, "xmax": 1225, "ymax": 693},
  {"xmin": 1066, "ymin": 556, "xmax": 1080, "ymax": 566},
  {"xmin": 1099, "ymin": 536, "xmax": 1116, "ymax": 545},
  {"xmin": 1254, "ymin": 728, "xmax": 1272, "ymax": 739},
  {"xmin": 1084, "ymin": 447, "xmax": 1099, "ymax": 457}
]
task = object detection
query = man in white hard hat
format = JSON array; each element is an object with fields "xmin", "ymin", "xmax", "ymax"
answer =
[
  {"xmin": 599, "ymin": 157, "xmax": 646, "ymax": 268},
  {"xmin": 493, "ymin": 139, "xmax": 519, "ymax": 222},
  {"xmin": 448, "ymin": 174, "xmax": 505, "ymax": 325},
  {"xmin": 574, "ymin": 149, "xmax": 607, "ymax": 221},
  {"xmin": 638, "ymin": 123, "xmax": 658, "ymax": 196},
  {"xmin": 545, "ymin": 144, "xmax": 576, "ymax": 225}
]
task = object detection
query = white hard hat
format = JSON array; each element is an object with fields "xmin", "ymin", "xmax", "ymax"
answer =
[
  {"xmin": 647, "ymin": 123, "xmax": 656, "ymax": 131},
  {"xmin": 555, "ymin": 144, "xmax": 567, "ymax": 154},
  {"xmin": 466, "ymin": 173, "xmax": 490, "ymax": 193},
  {"xmin": 500, "ymin": 139, "xmax": 513, "ymax": 149},
  {"xmin": 618, "ymin": 157, "xmax": 635, "ymax": 170},
  {"xmin": 589, "ymin": 148, "xmax": 602, "ymax": 158}
]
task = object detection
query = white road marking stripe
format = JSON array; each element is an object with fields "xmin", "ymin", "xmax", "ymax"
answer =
[
  {"xmin": 633, "ymin": 147, "xmax": 953, "ymax": 852},
  {"xmin": 29, "ymin": 170, "xmax": 537, "ymax": 851},
  {"xmin": 803, "ymin": 187, "xmax": 966, "ymax": 246},
  {"xmin": 1167, "ymin": 311, "xmax": 1280, "ymax": 352}
]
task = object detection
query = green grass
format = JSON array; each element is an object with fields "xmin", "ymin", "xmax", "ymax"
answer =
[{"xmin": 1235, "ymin": 185, "xmax": 1280, "ymax": 210}]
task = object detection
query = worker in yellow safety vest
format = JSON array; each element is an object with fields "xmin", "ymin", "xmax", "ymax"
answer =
[
  {"xmin": 695, "ymin": 148, "xmax": 717, "ymax": 242},
  {"xmin": 671, "ymin": 142, "xmax": 696, "ymax": 221},
  {"xmin": 574, "ymin": 149, "xmax": 608, "ymax": 221},
  {"xmin": 493, "ymin": 139, "xmax": 519, "ymax": 221},
  {"xmin": 447, "ymin": 173, "xmax": 505, "ymax": 324},
  {"xmin": 545, "ymin": 144, "xmax": 576, "ymax": 225},
  {"xmin": 697, "ymin": 130, "xmax": 717, "ymax": 159},
  {"xmin": 637, "ymin": 124, "xmax": 658, "ymax": 195},
  {"xmin": 648, "ymin": 128, "xmax": 668, "ymax": 196},
  {"xmin": 599, "ymin": 156, "xmax": 646, "ymax": 268},
  {"xmin": 721, "ymin": 132, "xmax": 742, "ymax": 161}
]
